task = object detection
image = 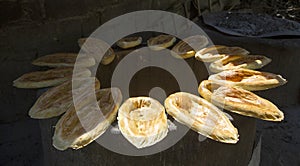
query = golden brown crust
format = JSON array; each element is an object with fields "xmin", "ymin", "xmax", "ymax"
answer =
[
  {"xmin": 164, "ymin": 92, "xmax": 238, "ymax": 144},
  {"xmin": 116, "ymin": 36, "xmax": 142, "ymax": 49},
  {"xmin": 32, "ymin": 53, "xmax": 95, "ymax": 68},
  {"xmin": 195, "ymin": 45, "xmax": 249, "ymax": 62},
  {"xmin": 29, "ymin": 78, "xmax": 100, "ymax": 119},
  {"xmin": 118, "ymin": 97, "xmax": 168, "ymax": 148},
  {"xmin": 147, "ymin": 35, "xmax": 176, "ymax": 50},
  {"xmin": 198, "ymin": 80, "xmax": 284, "ymax": 121},
  {"xmin": 209, "ymin": 55, "xmax": 271, "ymax": 73},
  {"xmin": 13, "ymin": 67, "xmax": 91, "ymax": 89},
  {"xmin": 100, "ymin": 47, "xmax": 115, "ymax": 65},
  {"xmin": 208, "ymin": 68, "xmax": 287, "ymax": 91},
  {"xmin": 78, "ymin": 38, "xmax": 115, "ymax": 65},
  {"xmin": 52, "ymin": 88, "xmax": 122, "ymax": 150},
  {"xmin": 171, "ymin": 35, "xmax": 208, "ymax": 59}
]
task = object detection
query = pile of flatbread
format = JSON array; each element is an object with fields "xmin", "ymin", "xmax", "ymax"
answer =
[{"xmin": 12, "ymin": 35, "xmax": 287, "ymax": 151}]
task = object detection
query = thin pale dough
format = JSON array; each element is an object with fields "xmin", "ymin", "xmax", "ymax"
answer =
[
  {"xmin": 208, "ymin": 68, "xmax": 287, "ymax": 91},
  {"xmin": 198, "ymin": 80, "xmax": 284, "ymax": 121},
  {"xmin": 116, "ymin": 36, "xmax": 142, "ymax": 49},
  {"xmin": 32, "ymin": 53, "xmax": 95, "ymax": 68},
  {"xmin": 147, "ymin": 35, "xmax": 176, "ymax": 51},
  {"xmin": 195, "ymin": 45, "xmax": 249, "ymax": 62},
  {"xmin": 118, "ymin": 97, "xmax": 168, "ymax": 148},
  {"xmin": 209, "ymin": 54, "xmax": 271, "ymax": 73},
  {"xmin": 78, "ymin": 37, "xmax": 115, "ymax": 65},
  {"xmin": 13, "ymin": 67, "xmax": 91, "ymax": 89},
  {"xmin": 29, "ymin": 77, "xmax": 100, "ymax": 119},
  {"xmin": 171, "ymin": 35, "xmax": 208, "ymax": 59},
  {"xmin": 53, "ymin": 88, "xmax": 122, "ymax": 150},
  {"xmin": 165, "ymin": 92, "xmax": 238, "ymax": 144}
]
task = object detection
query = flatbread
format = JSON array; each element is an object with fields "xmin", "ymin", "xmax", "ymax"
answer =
[
  {"xmin": 53, "ymin": 87, "xmax": 122, "ymax": 150},
  {"xmin": 78, "ymin": 37, "xmax": 115, "ymax": 65},
  {"xmin": 147, "ymin": 35, "xmax": 176, "ymax": 51},
  {"xmin": 208, "ymin": 68, "xmax": 287, "ymax": 91},
  {"xmin": 171, "ymin": 35, "xmax": 208, "ymax": 59},
  {"xmin": 198, "ymin": 80, "xmax": 284, "ymax": 121},
  {"xmin": 195, "ymin": 45, "xmax": 250, "ymax": 62},
  {"xmin": 13, "ymin": 67, "xmax": 91, "ymax": 89},
  {"xmin": 32, "ymin": 53, "xmax": 95, "ymax": 68},
  {"xmin": 209, "ymin": 54, "xmax": 271, "ymax": 73},
  {"xmin": 165, "ymin": 92, "xmax": 238, "ymax": 144},
  {"xmin": 118, "ymin": 97, "xmax": 168, "ymax": 148},
  {"xmin": 116, "ymin": 36, "xmax": 142, "ymax": 49},
  {"xmin": 29, "ymin": 77, "xmax": 100, "ymax": 119}
]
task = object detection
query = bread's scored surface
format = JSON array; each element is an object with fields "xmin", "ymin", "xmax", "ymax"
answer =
[
  {"xmin": 195, "ymin": 45, "xmax": 249, "ymax": 62},
  {"xmin": 29, "ymin": 77, "xmax": 100, "ymax": 119},
  {"xmin": 53, "ymin": 87, "xmax": 122, "ymax": 150},
  {"xmin": 117, "ymin": 36, "xmax": 142, "ymax": 49},
  {"xmin": 147, "ymin": 35, "xmax": 176, "ymax": 51},
  {"xmin": 165, "ymin": 92, "xmax": 238, "ymax": 144},
  {"xmin": 198, "ymin": 80, "xmax": 284, "ymax": 121},
  {"xmin": 171, "ymin": 35, "xmax": 208, "ymax": 59},
  {"xmin": 32, "ymin": 53, "xmax": 95, "ymax": 68},
  {"xmin": 209, "ymin": 55, "xmax": 271, "ymax": 73},
  {"xmin": 13, "ymin": 67, "xmax": 91, "ymax": 89},
  {"xmin": 208, "ymin": 68, "xmax": 287, "ymax": 91}
]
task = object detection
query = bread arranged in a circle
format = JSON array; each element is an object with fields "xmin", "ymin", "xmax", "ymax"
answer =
[
  {"xmin": 198, "ymin": 80, "xmax": 284, "ymax": 121},
  {"xmin": 118, "ymin": 97, "xmax": 168, "ymax": 148}
]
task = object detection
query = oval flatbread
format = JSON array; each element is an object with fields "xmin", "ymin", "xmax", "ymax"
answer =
[
  {"xmin": 53, "ymin": 87, "xmax": 122, "ymax": 150},
  {"xmin": 147, "ymin": 34, "xmax": 176, "ymax": 51},
  {"xmin": 198, "ymin": 80, "xmax": 284, "ymax": 121},
  {"xmin": 171, "ymin": 35, "xmax": 208, "ymax": 59},
  {"xmin": 116, "ymin": 36, "xmax": 142, "ymax": 49},
  {"xmin": 209, "ymin": 55, "xmax": 271, "ymax": 73},
  {"xmin": 13, "ymin": 67, "xmax": 91, "ymax": 89},
  {"xmin": 195, "ymin": 45, "xmax": 250, "ymax": 62},
  {"xmin": 208, "ymin": 68, "xmax": 287, "ymax": 91},
  {"xmin": 100, "ymin": 47, "xmax": 116, "ymax": 65},
  {"xmin": 29, "ymin": 77, "xmax": 100, "ymax": 119},
  {"xmin": 32, "ymin": 53, "xmax": 95, "ymax": 68},
  {"xmin": 118, "ymin": 97, "xmax": 168, "ymax": 148},
  {"xmin": 78, "ymin": 37, "xmax": 116, "ymax": 65},
  {"xmin": 164, "ymin": 92, "xmax": 238, "ymax": 144}
]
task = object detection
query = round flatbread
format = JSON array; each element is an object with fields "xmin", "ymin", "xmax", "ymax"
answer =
[
  {"xmin": 198, "ymin": 80, "xmax": 284, "ymax": 121},
  {"xmin": 118, "ymin": 97, "xmax": 168, "ymax": 148},
  {"xmin": 165, "ymin": 92, "xmax": 238, "ymax": 144}
]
